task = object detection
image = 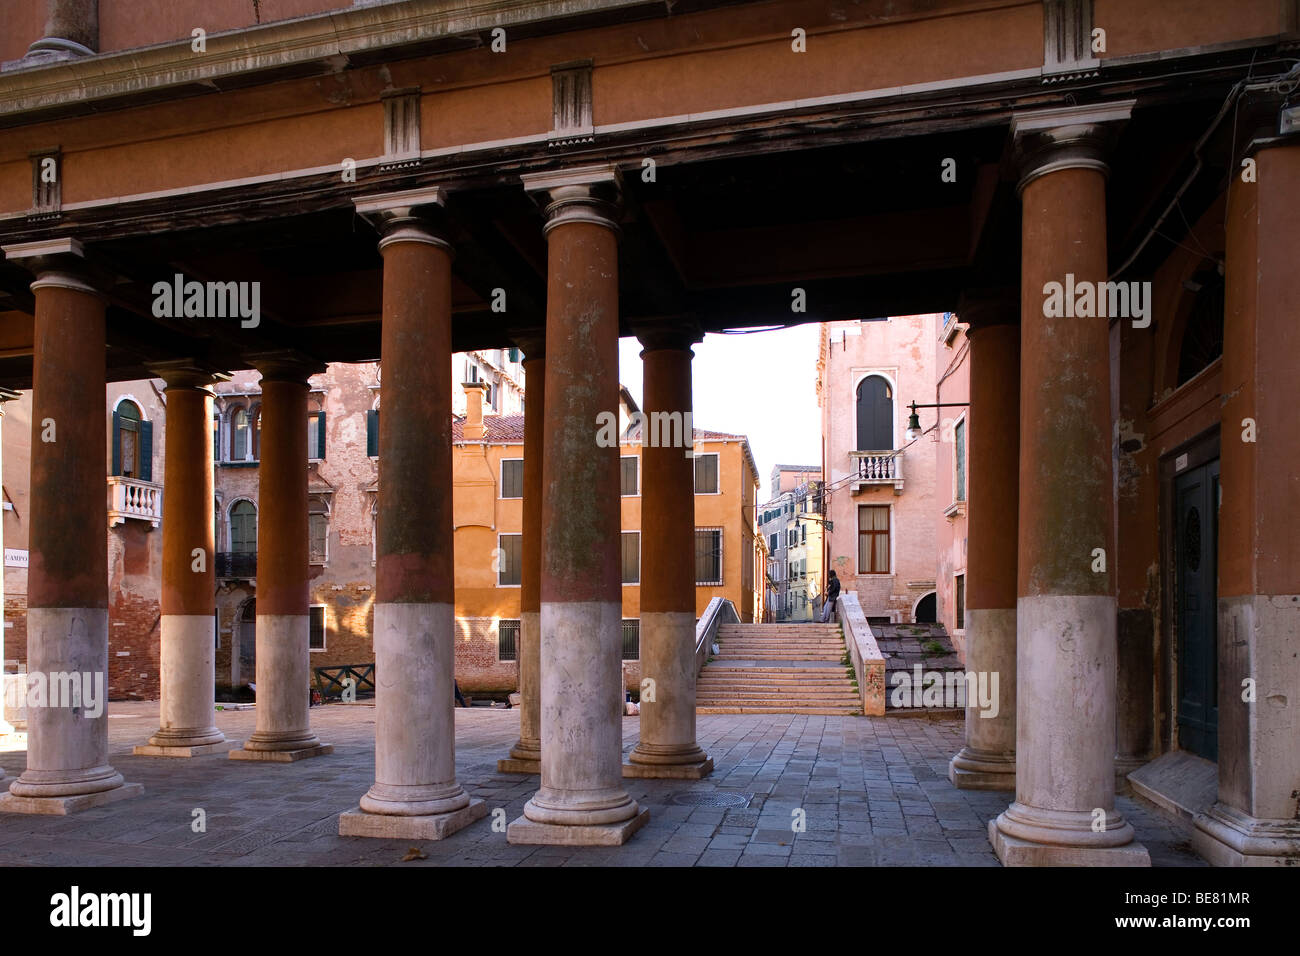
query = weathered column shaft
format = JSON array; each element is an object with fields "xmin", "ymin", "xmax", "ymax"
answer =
[
  {"xmin": 3, "ymin": 259, "xmax": 138, "ymax": 810},
  {"xmin": 511, "ymin": 167, "xmax": 645, "ymax": 843},
  {"xmin": 990, "ymin": 102, "xmax": 1147, "ymax": 865},
  {"xmin": 950, "ymin": 318, "xmax": 1018, "ymax": 790},
  {"xmin": 232, "ymin": 359, "xmax": 329, "ymax": 761},
  {"xmin": 341, "ymin": 190, "xmax": 483, "ymax": 838},
  {"xmin": 1192, "ymin": 139, "xmax": 1300, "ymax": 865},
  {"xmin": 627, "ymin": 338, "xmax": 711, "ymax": 777},
  {"xmin": 139, "ymin": 368, "xmax": 230, "ymax": 755}
]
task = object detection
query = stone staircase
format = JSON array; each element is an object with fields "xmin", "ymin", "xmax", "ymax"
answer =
[{"xmin": 696, "ymin": 623, "xmax": 861, "ymax": 715}]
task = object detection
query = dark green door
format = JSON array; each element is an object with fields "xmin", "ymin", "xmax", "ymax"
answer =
[{"xmin": 1175, "ymin": 459, "xmax": 1218, "ymax": 761}]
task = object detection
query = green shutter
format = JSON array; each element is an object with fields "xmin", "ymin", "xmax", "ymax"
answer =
[
  {"xmin": 366, "ymin": 409, "xmax": 378, "ymax": 457},
  {"xmin": 139, "ymin": 420, "xmax": 153, "ymax": 481},
  {"xmin": 316, "ymin": 412, "xmax": 327, "ymax": 460}
]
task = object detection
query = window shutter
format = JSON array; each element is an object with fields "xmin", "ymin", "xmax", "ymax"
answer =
[
  {"xmin": 139, "ymin": 420, "xmax": 153, "ymax": 481},
  {"xmin": 366, "ymin": 409, "xmax": 378, "ymax": 457},
  {"xmin": 111, "ymin": 410, "xmax": 122, "ymax": 476},
  {"xmin": 316, "ymin": 412, "xmax": 327, "ymax": 460}
]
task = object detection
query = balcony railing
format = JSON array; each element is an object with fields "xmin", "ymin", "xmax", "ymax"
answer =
[
  {"xmin": 106, "ymin": 476, "xmax": 162, "ymax": 527},
  {"xmin": 216, "ymin": 551, "xmax": 257, "ymax": 579},
  {"xmin": 849, "ymin": 450, "xmax": 904, "ymax": 494}
]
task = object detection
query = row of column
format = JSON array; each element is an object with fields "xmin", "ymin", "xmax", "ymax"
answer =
[
  {"xmin": 950, "ymin": 102, "xmax": 1300, "ymax": 865},
  {"xmin": 0, "ymin": 170, "xmax": 711, "ymax": 847}
]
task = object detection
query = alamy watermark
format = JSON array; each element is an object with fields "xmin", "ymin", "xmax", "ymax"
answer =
[
  {"xmin": 596, "ymin": 410, "xmax": 696, "ymax": 457},
  {"xmin": 1042, "ymin": 273, "xmax": 1151, "ymax": 328},
  {"xmin": 152, "ymin": 273, "xmax": 260, "ymax": 328},
  {"xmin": 889, "ymin": 666, "xmax": 999, "ymax": 717},
  {"xmin": 2, "ymin": 669, "xmax": 105, "ymax": 719}
]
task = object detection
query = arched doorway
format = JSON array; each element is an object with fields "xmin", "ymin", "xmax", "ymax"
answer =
[
  {"xmin": 237, "ymin": 599, "xmax": 256, "ymax": 687},
  {"xmin": 914, "ymin": 591, "xmax": 937, "ymax": 623}
]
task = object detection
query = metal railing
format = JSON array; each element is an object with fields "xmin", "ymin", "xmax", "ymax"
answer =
[{"xmin": 215, "ymin": 551, "xmax": 257, "ymax": 579}]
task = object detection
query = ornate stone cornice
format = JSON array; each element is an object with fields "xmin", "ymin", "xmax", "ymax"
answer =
[
  {"xmin": 521, "ymin": 163, "xmax": 621, "ymax": 236},
  {"xmin": 353, "ymin": 186, "xmax": 451, "ymax": 252},
  {"xmin": 1010, "ymin": 99, "xmax": 1134, "ymax": 193},
  {"xmin": 244, "ymin": 350, "xmax": 327, "ymax": 385},
  {"xmin": 147, "ymin": 359, "xmax": 231, "ymax": 393},
  {"xmin": 1, "ymin": 235, "xmax": 110, "ymax": 300}
]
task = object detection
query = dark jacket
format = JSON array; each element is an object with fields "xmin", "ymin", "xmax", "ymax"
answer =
[{"xmin": 826, "ymin": 576, "xmax": 841, "ymax": 602}]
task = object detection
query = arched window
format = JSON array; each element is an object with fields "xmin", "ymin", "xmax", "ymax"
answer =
[
  {"xmin": 231, "ymin": 407, "xmax": 250, "ymax": 461},
  {"xmin": 230, "ymin": 500, "xmax": 257, "ymax": 553},
  {"xmin": 856, "ymin": 375, "xmax": 894, "ymax": 451},
  {"xmin": 112, "ymin": 399, "xmax": 152, "ymax": 480}
]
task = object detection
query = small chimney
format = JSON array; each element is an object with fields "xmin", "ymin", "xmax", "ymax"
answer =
[{"xmin": 463, "ymin": 382, "xmax": 489, "ymax": 440}]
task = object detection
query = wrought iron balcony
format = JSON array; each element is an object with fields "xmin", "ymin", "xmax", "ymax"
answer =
[
  {"xmin": 849, "ymin": 450, "xmax": 904, "ymax": 494},
  {"xmin": 106, "ymin": 476, "xmax": 162, "ymax": 527},
  {"xmin": 216, "ymin": 551, "xmax": 257, "ymax": 579}
]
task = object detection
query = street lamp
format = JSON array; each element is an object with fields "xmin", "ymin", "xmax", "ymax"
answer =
[{"xmin": 905, "ymin": 400, "xmax": 970, "ymax": 442}]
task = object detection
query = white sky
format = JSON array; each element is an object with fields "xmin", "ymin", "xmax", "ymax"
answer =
[{"xmin": 618, "ymin": 324, "xmax": 822, "ymax": 503}]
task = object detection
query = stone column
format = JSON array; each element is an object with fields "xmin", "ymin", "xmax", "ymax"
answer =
[
  {"xmin": 135, "ymin": 363, "xmax": 232, "ymax": 757},
  {"xmin": 509, "ymin": 165, "xmax": 648, "ymax": 845},
  {"xmin": 626, "ymin": 322, "xmax": 712, "ymax": 779},
  {"xmin": 229, "ymin": 353, "xmax": 331, "ymax": 763},
  {"xmin": 989, "ymin": 103, "xmax": 1149, "ymax": 865},
  {"xmin": 949, "ymin": 307, "xmax": 1018, "ymax": 791},
  {"xmin": 0, "ymin": 239, "xmax": 141, "ymax": 813},
  {"xmin": 499, "ymin": 331, "xmax": 545, "ymax": 774},
  {"xmin": 340, "ymin": 188, "xmax": 485, "ymax": 839},
  {"xmin": 1192, "ymin": 134, "xmax": 1300, "ymax": 866}
]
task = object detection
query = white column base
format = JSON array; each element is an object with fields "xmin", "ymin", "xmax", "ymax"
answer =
[
  {"xmin": 8, "ymin": 608, "xmax": 134, "ymax": 802},
  {"xmin": 0, "ymin": 782, "xmax": 144, "ymax": 816},
  {"xmin": 354, "ymin": 603, "xmax": 470, "ymax": 817},
  {"xmin": 141, "ymin": 614, "xmax": 227, "ymax": 755},
  {"xmin": 518, "ymin": 601, "xmax": 641, "ymax": 835},
  {"xmin": 991, "ymin": 594, "xmax": 1146, "ymax": 862},
  {"xmin": 236, "ymin": 613, "xmax": 324, "ymax": 754},
  {"xmin": 508, "ymin": 808, "xmax": 650, "ymax": 846},
  {"xmin": 627, "ymin": 611, "xmax": 710, "ymax": 774},
  {"xmin": 949, "ymin": 748, "xmax": 1016, "ymax": 791},
  {"xmin": 1192, "ymin": 802, "xmax": 1300, "ymax": 866},
  {"xmin": 340, "ymin": 798, "xmax": 488, "ymax": 840}
]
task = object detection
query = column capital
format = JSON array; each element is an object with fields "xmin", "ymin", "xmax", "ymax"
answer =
[
  {"xmin": 2, "ymin": 237, "xmax": 110, "ymax": 300},
  {"xmin": 510, "ymin": 327, "xmax": 546, "ymax": 359},
  {"xmin": 1231, "ymin": 75, "xmax": 1300, "ymax": 163},
  {"xmin": 147, "ymin": 359, "xmax": 231, "ymax": 393},
  {"xmin": 244, "ymin": 350, "xmax": 326, "ymax": 385},
  {"xmin": 353, "ymin": 186, "xmax": 452, "ymax": 252},
  {"xmin": 521, "ymin": 163, "xmax": 622, "ymax": 236},
  {"xmin": 1010, "ymin": 99, "xmax": 1134, "ymax": 194},
  {"xmin": 633, "ymin": 317, "xmax": 703, "ymax": 353}
]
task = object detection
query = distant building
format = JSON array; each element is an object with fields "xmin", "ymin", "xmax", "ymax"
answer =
[
  {"xmin": 818, "ymin": 316, "xmax": 939, "ymax": 624},
  {"xmin": 934, "ymin": 312, "xmax": 971, "ymax": 657}
]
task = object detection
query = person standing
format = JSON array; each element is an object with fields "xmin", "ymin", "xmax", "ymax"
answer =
[{"xmin": 820, "ymin": 569, "xmax": 841, "ymax": 623}]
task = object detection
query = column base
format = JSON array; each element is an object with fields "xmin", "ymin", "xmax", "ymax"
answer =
[
  {"xmin": 507, "ymin": 808, "xmax": 650, "ymax": 846},
  {"xmin": 1191, "ymin": 802, "xmax": 1300, "ymax": 866},
  {"xmin": 948, "ymin": 748, "xmax": 1016, "ymax": 791},
  {"xmin": 0, "ymin": 783, "xmax": 144, "ymax": 816},
  {"xmin": 229, "ymin": 743, "xmax": 333, "ymax": 763},
  {"xmin": 134, "ymin": 740, "xmax": 235, "ymax": 758},
  {"xmin": 498, "ymin": 757, "xmax": 541, "ymax": 774},
  {"xmin": 623, "ymin": 758, "xmax": 713, "ymax": 779},
  {"xmin": 989, "ymin": 814, "xmax": 1150, "ymax": 866},
  {"xmin": 339, "ymin": 798, "xmax": 487, "ymax": 841}
]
